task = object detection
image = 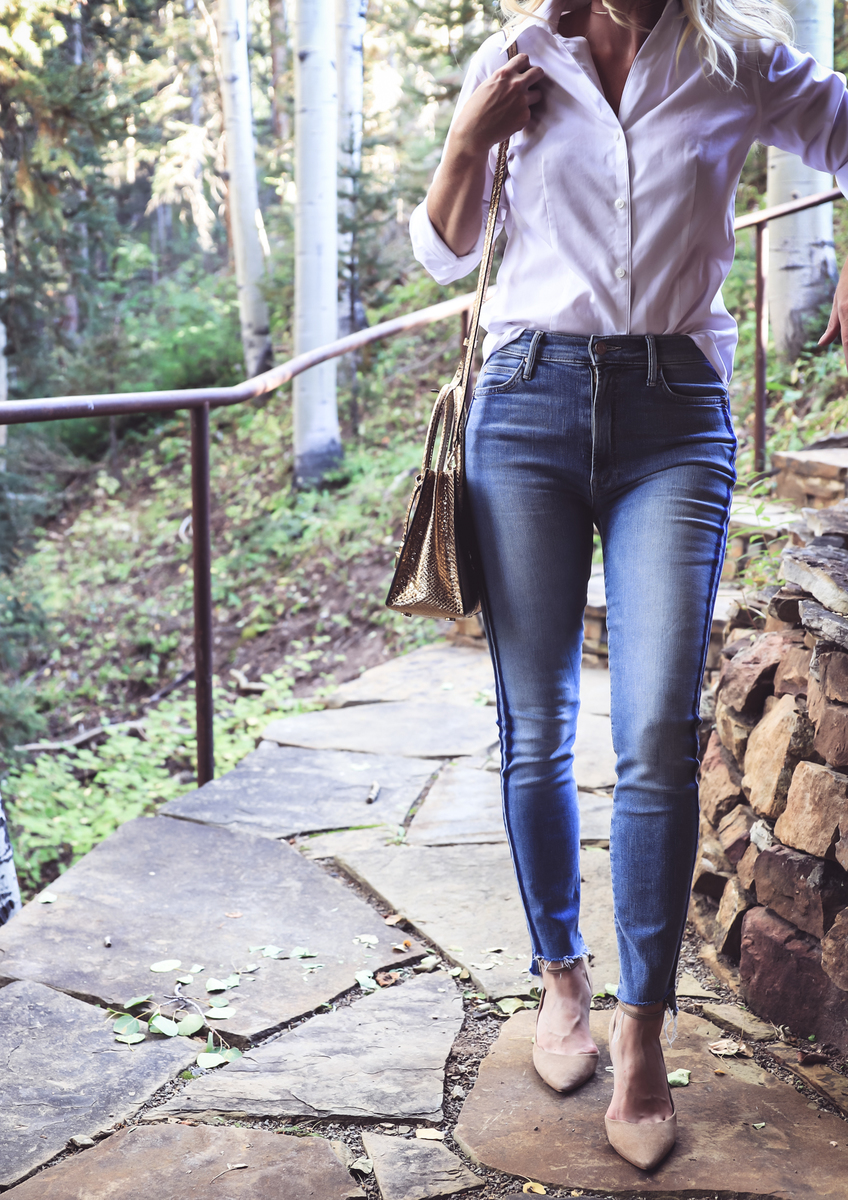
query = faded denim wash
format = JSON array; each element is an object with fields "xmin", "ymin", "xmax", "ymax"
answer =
[{"xmin": 465, "ymin": 331, "xmax": 736, "ymax": 1007}]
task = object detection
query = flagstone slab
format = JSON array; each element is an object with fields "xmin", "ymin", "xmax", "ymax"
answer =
[
  {"xmin": 160, "ymin": 743, "xmax": 435, "ymax": 839},
  {"xmin": 454, "ymin": 1009, "xmax": 848, "ymax": 1197},
  {"xmin": 335, "ymin": 841, "xmax": 619, "ymax": 997},
  {"xmin": 263, "ymin": 701, "xmax": 499, "ymax": 760},
  {"xmin": 148, "ymin": 974, "xmax": 464, "ymax": 1122},
  {"xmin": 0, "ymin": 979, "xmax": 195, "ymax": 1190},
  {"xmin": 0, "ymin": 817, "xmax": 422, "ymax": 1043},
  {"xmin": 4, "ymin": 1124, "xmax": 364, "ymax": 1199},
  {"xmin": 361, "ymin": 1131, "xmax": 483, "ymax": 1200},
  {"xmin": 328, "ymin": 642, "xmax": 497, "ymax": 708},
  {"xmin": 406, "ymin": 763, "xmax": 612, "ymax": 846}
]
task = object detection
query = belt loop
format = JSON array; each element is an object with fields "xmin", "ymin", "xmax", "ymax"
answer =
[
  {"xmin": 523, "ymin": 330, "xmax": 544, "ymax": 381},
  {"xmin": 645, "ymin": 334, "xmax": 657, "ymax": 387}
]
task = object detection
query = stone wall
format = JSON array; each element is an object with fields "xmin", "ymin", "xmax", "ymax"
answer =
[{"xmin": 697, "ymin": 507, "xmax": 848, "ymax": 1052}]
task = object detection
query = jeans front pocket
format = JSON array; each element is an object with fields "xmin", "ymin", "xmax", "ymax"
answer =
[
  {"xmin": 659, "ymin": 360, "xmax": 728, "ymax": 406},
  {"xmin": 475, "ymin": 353, "xmax": 525, "ymax": 395}
]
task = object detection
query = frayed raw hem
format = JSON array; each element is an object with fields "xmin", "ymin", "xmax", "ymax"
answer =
[{"xmin": 531, "ymin": 953, "xmax": 586, "ymax": 977}]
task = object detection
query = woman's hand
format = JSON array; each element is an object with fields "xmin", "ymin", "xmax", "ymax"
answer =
[
  {"xmin": 427, "ymin": 54, "xmax": 545, "ymax": 258},
  {"xmin": 449, "ymin": 54, "xmax": 546, "ymax": 158},
  {"xmin": 818, "ymin": 255, "xmax": 848, "ymax": 363}
]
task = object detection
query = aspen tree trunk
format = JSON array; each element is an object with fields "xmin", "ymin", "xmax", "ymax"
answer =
[
  {"xmin": 767, "ymin": 0, "xmax": 837, "ymax": 360},
  {"xmin": 0, "ymin": 320, "xmax": 6, "ymax": 474},
  {"xmin": 218, "ymin": 0, "xmax": 273, "ymax": 376},
  {"xmin": 269, "ymin": 0, "xmax": 291, "ymax": 145},
  {"xmin": 293, "ymin": 0, "xmax": 341, "ymax": 486},
  {"xmin": 336, "ymin": 0, "xmax": 367, "ymax": 341},
  {"xmin": 0, "ymin": 787, "xmax": 21, "ymax": 928}
]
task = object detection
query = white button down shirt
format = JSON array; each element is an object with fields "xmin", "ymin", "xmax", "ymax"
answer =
[{"xmin": 409, "ymin": 0, "xmax": 848, "ymax": 379}]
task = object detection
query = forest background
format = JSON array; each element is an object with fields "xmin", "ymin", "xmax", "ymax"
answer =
[{"xmin": 3, "ymin": 0, "xmax": 848, "ymax": 898}]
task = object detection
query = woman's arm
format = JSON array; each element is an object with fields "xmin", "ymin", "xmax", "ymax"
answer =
[{"xmin": 426, "ymin": 52, "xmax": 545, "ymax": 257}]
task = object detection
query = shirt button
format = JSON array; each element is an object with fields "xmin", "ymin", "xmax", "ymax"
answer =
[
  {"xmin": 614, "ymin": 197, "xmax": 625, "ymax": 210},
  {"xmin": 614, "ymin": 130, "xmax": 621, "ymax": 141},
  {"xmin": 615, "ymin": 266, "xmax": 626, "ymax": 279}
]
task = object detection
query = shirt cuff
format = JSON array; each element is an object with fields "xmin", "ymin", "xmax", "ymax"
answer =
[{"xmin": 409, "ymin": 198, "xmax": 486, "ymax": 284}]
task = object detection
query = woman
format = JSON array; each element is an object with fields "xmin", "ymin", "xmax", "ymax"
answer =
[{"xmin": 410, "ymin": 0, "xmax": 848, "ymax": 1172}]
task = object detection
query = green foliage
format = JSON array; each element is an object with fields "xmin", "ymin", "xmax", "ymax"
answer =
[{"xmin": 4, "ymin": 674, "xmax": 320, "ymax": 896}]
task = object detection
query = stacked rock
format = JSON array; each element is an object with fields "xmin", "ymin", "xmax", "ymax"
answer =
[{"xmin": 696, "ymin": 502, "xmax": 848, "ymax": 1052}]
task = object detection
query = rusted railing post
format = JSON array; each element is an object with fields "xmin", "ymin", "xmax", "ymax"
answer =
[
  {"xmin": 191, "ymin": 402, "xmax": 214, "ymax": 785},
  {"xmin": 754, "ymin": 221, "xmax": 769, "ymax": 475}
]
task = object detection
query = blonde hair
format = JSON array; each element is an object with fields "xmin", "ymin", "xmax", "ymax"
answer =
[{"xmin": 499, "ymin": 0, "xmax": 794, "ymax": 84}]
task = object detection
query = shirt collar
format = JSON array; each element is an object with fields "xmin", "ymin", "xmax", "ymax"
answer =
[{"xmin": 502, "ymin": 0, "xmax": 591, "ymax": 51}]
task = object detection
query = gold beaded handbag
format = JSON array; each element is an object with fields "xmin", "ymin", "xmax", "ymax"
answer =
[{"xmin": 386, "ymin": 43, "xmax": 516, "ymax": 620}]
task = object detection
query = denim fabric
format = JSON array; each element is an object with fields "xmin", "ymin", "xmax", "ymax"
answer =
[{"xmin": 465, "ymin": 331, "xmax": 736, "ymax": 1007}]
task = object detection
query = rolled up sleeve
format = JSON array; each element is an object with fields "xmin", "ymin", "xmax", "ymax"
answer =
[
  {"xmin": 756, "ymin": 43, "xmax": 848, "ymax": 197},
  {"xmin": 409, "ymin": 34, "xmax": 509, "ymax": 283}
]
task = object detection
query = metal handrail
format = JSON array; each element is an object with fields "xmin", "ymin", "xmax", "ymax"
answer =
[{"xmin": 0, "ymin": 186, "xmax": 842, "ymax": 782}]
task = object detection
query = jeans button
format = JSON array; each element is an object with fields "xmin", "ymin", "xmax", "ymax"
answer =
[{"xmin": 595, "ymin": 341, "xmax": 606, "ymax": 356}]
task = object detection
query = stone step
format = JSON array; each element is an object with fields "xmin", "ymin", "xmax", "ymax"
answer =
[{"xmin": 773, "ymin": 447, "xmax": 848, "ymax": 509}]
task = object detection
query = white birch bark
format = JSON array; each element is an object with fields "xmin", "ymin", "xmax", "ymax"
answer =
[
  {"xmin": 336, "ymin": 0, "xmax": 368, "ymax": 343},
  {"xmin": 218, "ymin": 0, "xmax": 273, "ymax": 377},
  {"xmin": 294, "ymin": 0, "xmax": 341, "ymax": 485},
  {"xmin": 767, "ymin": 0, "xmax": 837, "ymax": 360}
]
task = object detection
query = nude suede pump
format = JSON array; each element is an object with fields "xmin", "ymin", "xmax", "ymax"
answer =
[
  {"xmin": 604, "ymin": 1001, "xmax": 677, "ymax": 1171},
  {"xmin": 532, "ymin": 958, "xmax": 600, "ymax": 1093}
]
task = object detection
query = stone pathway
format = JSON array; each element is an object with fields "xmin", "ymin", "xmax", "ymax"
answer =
[{"xmin": 0, "ymin": 638, "xmax": 845, "ymax": 1197}]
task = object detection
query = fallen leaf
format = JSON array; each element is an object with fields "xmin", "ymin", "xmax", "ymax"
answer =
[
  {"xmin": 375, "ymin": 971, "xmax": 400, "ymax": 987},
  {"xmin": 415, "ymin": 1129, "xmax": 445, "ymax": 1140},
  {"xmin": 384, "ymin": 914, "xmax": 403, "ymax": 926},
  {"xmin": 261, "ymin": 945, "xmax": 283, "ymax": 958},
  {"xmin": 413, "ymin": 955, "xmax": 441, "ymax": 973},
  {"xmin": 149, "ymin": 1014, "xmax": 180, "ymax": 1037},
  {"xmin": 197, "ymin": 1051, "xmax": 226, "ymax": 1069},
  {"xmin": 355, "ymin": 970, "xmax": 378, "ymax": 991},
  {"xmin": 190, "ymin": 964, "xmax": 204, "ymax": 974},
  {"xmin": 150, "ymin": 959, "xmax": 181, "ymax": 973},
  {"xmin": 667, "ymin": 1069, "xmax": 690, "ymax": 1087},
  {"xmin": 175, "ymin": 975, "xmax": 194, "ymax": 985},
  {"xmin": 798, "ymin": 1050, "xmax": 829, "ymax": 1065},
  {"xmin": 37, "ymin": 891, "xmax": 58, "ymax": 904},
  {"xmin": 349, "ymin": 1156, "xmax": 373, "ymax": 1175},
  {"xmin": 208, "ymin": 994, "xmax": 231, "ymax": 1008},
  {"xmin": 497, "ymin": 997, "xmax": 525, "ymax": 1015},
  {"xmin": 604, "ymin": 982, "xmax": 619, "ymax": 997},
  {"xmin": 522, "ymin": 1183, "xmax": 547, "ymax": 1194},
  {"xmin": 392, "ymin": 940, "xmax": 412, "ymax": 952},
  {"xmin": 113, "ymin": 1015, "xmax": 141, "ymax": 1036},
  {"xmin": 709, "ymin": 1038, "xmax": 750, "ymax": 1058},
  {"xmin": 714, "ymin": 1069, "xmax": 727, "ymax": 1076},
  {"xmin": 222, "ymin": 1047, "xmax": 243, "ymax": 1062},
  {"xmin": 115, "ymin": 1031, "xmax": 146, "ymax": 1045},
  {"xmin": 205, "ymin": 1007, "xmax": 235, "ymax": 1019},
  {"xmin": 290, "ymin": 946, "xmax": 317, "ymax": 959},
  {"xmin": 353, "ymin": 933, "xmax": 379, "ymax": 946},
  {"xmin": 752, "ymin": 1122, "xmax": 766, "ymax": 1130},
  {"xmin": 469, "ymin": 962, "xmax": 495, "ymax": 971},
  {"xmin": 224, "ymin": 912, "xmax": 243, "ymax": 919},
  {"xmin": 176, "ymin": 1014, "xmax": 205, "ymax": 1037},
  {"xmin": 124, "ymin": 993, "xmax": 153, "ymax": 1010}
]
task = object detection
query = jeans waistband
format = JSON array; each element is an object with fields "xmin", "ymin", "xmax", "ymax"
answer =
[{"xmin": 495, "ymin": 332, "xmax": 708, "ymax": 371}]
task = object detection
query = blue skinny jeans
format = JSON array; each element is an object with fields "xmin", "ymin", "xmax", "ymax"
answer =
[{"xmin": 465, "ymin": 331, "xmax": 736, "ymax": 1007}]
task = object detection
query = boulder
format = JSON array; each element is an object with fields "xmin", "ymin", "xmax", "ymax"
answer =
[
  {"xmin": 717, "ymin": 631, "xmax": 804, "ymax": 717},
  {"xmin": 813, "ymin": 697, "xmax": 848, "ymax": 768},
  {"xmin": 714, "ymin": 876, "xmax": 754, "ymax": 959},
  {"xmin": 716, "ymin": 804, "xmax": 756, "ymax": 864},
  {"xmin": 739, "ymin": 907, "xmax": 848, "ymax": 1052},
  {"xmin": 753, "ymin": 845, "xmax": 848, "ymax": 940},
  {"xmin": 699, "ymin": 732, "xmax": 745, "ymax": 826},
  {"xmin": 773, "ymin": 645, "xmax": 812, "ymax": 697},
  {"xmin": 775, "ymin": 760, "xmax": 848, "ymax": 859},
  {"xmin": 805, "ymin": 505, "xmax": 848, "ymax": 544},
  {"xmin": 714, "ymin": 696, "xmax": 755, "ymax": 767},
  {"xmin": 782, "ymin": 544, "xmax": 848, "ymax": 615},
  {"xmin": 821, "ymin": 908, "xmax": 848, "ymax": 991},
  {"xmin": 767, "ymin": 584, "xmax": 808, "ymax": 626},
  {"xmin": 736, "ymin": 842, "xmax": 760, "ymax": 894},
  {"xmin": 799, "ymin": 599, "xmax": 848, "ymax": 653},
  {"xmin": 692, "ymin": 815, "xmax": 734, "ymax": 901},
  {"xmin": 741, "ymin": 695, "xmax": 815, "ymax": 820},
  {"xmin": 817, "ymin": 649, "xmax": 848, "ymax": 704}
]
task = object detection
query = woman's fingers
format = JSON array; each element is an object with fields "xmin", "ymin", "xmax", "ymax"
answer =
[{"xmin": 818, "ymin": 304, "xmax": 839, "ymax": 346}]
